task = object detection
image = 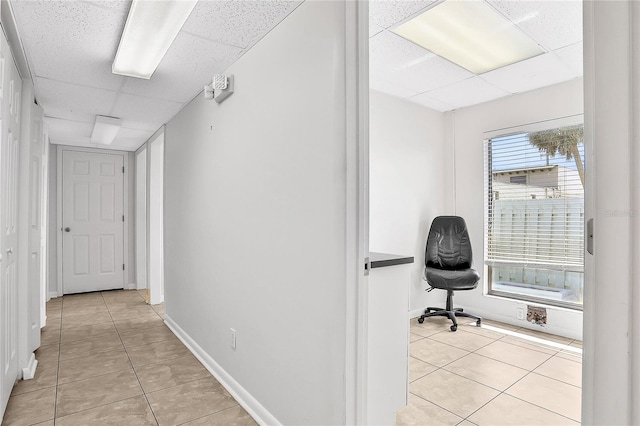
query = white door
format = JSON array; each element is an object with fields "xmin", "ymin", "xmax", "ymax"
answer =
[
  {"xmin": 0, "ymin": 36, "xmax": 22, "ymax": 415},
  {"xmin": 62, "ymin": 150, "xmax": 124, "ymax": 294},
  {"xmin": 26, "ymin": 102, "xmax": 44, "ymax": 350}
]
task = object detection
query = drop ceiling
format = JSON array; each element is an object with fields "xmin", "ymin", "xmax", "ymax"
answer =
[
  {"xmin": 10, "ymin": 0, "xmax": 302, "ymax": 151},
  {"xmin": 370, "ymin": 0, "xmax": 583, "ymax": 111},
  {"xmin": 9, "ymin": 0, "xmax": 582, "ymax": 151}
]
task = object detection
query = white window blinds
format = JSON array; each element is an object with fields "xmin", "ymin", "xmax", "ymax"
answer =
[{"xmin": 484, "ymin": 124, "xmax": 585, "ymax": 272}]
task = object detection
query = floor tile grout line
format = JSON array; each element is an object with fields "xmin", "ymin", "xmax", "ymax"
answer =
[
  {"xmin": 52, "ymin": 296, "xmax": 66, "ymax": 425},
  {"xmin": 408, "ymin": 389, "xmax": 469, "ymax": 422},
  {"xmin": 460, "ymin": 390, "xmax": 503, "ymax": 424},
  {"xmin": 410, "ymin": 331, "xmax": 578, "ymax": 423},
  {"xmin": 501, "ymin": 390, "xmax": 582, "ymax": 423},
  {"xmin": 173, "ymin": 403, "xmax": 243, "ymax": 426},
  {"xmin": 53, "ymin": 394, "xmax": 154, "ymax": 422},
  {"xmin": 413, "ymin": 319, "xmax": 570, "ymax": 357},
  {"xmin": 102, "ymin": 290, "xmax": 161, "ymax": 426},
  {"xmin": 414, "ymin": 335, "xmax": 557, "ymax": 382}
]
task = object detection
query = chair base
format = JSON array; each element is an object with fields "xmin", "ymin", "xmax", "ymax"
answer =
[{"xmin": 417, "ymin": 290, "xmax": 482, "ymax": 332}]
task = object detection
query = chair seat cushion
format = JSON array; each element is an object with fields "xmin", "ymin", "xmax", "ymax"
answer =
[{"xmin": 426, "ymin": 267, "xmax": 480, "ymax": 291}]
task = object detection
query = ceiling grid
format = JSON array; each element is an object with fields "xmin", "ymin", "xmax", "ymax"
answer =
[{"xmin": 10, "ymin": 0, "xmax": 582, "ymax": 150}]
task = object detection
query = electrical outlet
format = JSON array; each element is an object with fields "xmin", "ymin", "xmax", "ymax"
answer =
[
  {"xmin": 230, "ymin": 328, "xmax": 236, "ymax": 350},
  {"xmin": 517, "ymin": 308, "xmax": 525, "ymax": 320}
]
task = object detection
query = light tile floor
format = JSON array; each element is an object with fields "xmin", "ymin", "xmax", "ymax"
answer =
[
  {"xmin": 2, "ymin": 290, "xmax": 257, "ymax": 426},
  {"xmin": 3, "ymin": 291, "xmax": 582, "ymax": 426},
  {"xmin": 398, "ymin": 317, "xmax": 582, "ymax": 426}
]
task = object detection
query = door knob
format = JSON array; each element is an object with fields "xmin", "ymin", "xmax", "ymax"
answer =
[{"xmin": 64, "ymin": 227, "xmax": 71, "ymax": 232}]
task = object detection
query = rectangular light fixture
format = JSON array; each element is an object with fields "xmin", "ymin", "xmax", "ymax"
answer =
[
  {"xmin": 112, "ymin": 0, "xmax": 198, "ymax": 79},
  {"xmin": 91, "ymin": 116, "xmax": 121, "ymax": 145},
  {"xmin": 392, "ymin": 0, "xmax": 545, "ymax": 75}
]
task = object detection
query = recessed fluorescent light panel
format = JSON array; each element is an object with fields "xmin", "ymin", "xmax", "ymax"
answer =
[
  {"xmin": 91, "ymin": 116, "xmax": 121, "ymax": 145},
  {"xmin": 392, "ymin": 0, "xmax": 545, "ymax": 74},
  {"xmin": 112, "ymin": 0, "xmax": 198, "ymax": 79}
]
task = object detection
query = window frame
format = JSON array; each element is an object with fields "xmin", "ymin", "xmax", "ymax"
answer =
[{"xmin": 483, "ymin": 114, "xmax": 585, "ymax": 310}]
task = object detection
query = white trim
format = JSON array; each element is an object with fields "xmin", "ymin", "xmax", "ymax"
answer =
[
  {"xmin": 56, "ymin": 145, "xmax": 129, "ymax": 295},
  {"xmin": 127, "ymin": 282, "xmax": 136, "ymax": 290},
  {"xmin": 56, "ymin": 146, "xmax": 62, "ymax": 296},
  {"xmin": 164, "ymin": 315, "xmax": 280, "ymax": 426},
  {"xmin": 344, "ymin": 2, "xmax": 369, "ymax": 424},
  {"xmin": 483, "ymin": 114, "xmax": 584, "ymax": 140},
  {"xmin": 21, "ymin": 354, "xmax": 37, "ymax": 380},
  {"xmin": 47, "ymin": 292, "xmax": 58, "ymax": 300}
]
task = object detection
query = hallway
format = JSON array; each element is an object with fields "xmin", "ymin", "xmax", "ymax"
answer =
[{"xmin": 2, "ymin": 291, "xmax": 256, "ymax": 426}]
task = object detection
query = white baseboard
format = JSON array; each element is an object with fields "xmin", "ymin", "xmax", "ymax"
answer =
[
  {"xmin": 21, "ymin": 353, "xmax": 38, "ymax": 380},
  {"xmin": 48, "ymin": 291, "xmax": 59, "ymax": 300},
  {"xmin": 128, "ymin": 282, "xmax": 137, "ymax": 290},
  {"xmin": 164, "ymin": 315, "xmax": 280, "ymax": 426},
  {"xmin": 408, "ymin": 308, "xmax": 426, "ymax": 320}
]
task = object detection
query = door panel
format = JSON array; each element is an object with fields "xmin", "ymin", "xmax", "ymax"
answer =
[
  {"xmin": 62, "ymin": 151, "xmax": 124, "ymax": 294},
  {"xmin": 0, "ymin": 34, "xmax": 22, "ymax": 416}
]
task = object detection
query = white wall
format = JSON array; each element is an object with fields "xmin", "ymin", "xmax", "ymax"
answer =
[
  {"xmin": 163, "ymin": 2, "xmax": 352, "ymax": 424},
  {"xmin": 47, "ymin": 147, "xmax": 136, "ymax": 296},
  {"xmin": 148, "ymin": 133, "xmax": 163, "ymax": 304},
  {"xmin": 369, "ymin": 90, "xmax": 449, "ymax": 313},
  {"xmin": 135, "ymin": 147, "xmax": 147, "ymax": 290},
  {"xmin": 447, "ymin": 78, "xmax": 584, "ymax": 339}
]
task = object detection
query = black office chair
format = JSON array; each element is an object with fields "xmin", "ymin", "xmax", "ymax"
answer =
[{"xmin": 417, "ymin": 216, "xmax": 482, "ymax": 332}]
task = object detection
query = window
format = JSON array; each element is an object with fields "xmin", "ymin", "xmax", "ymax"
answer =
[{"xmin": 484, "ymin": 120, "xmax": 585, "ymax": 308}]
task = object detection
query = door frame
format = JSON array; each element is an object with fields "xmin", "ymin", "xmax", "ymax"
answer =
[
  {"xmin": 147, "ymin": 130, "xmax": 164, "ymax": 305},
  {"xmin": 134, "ymin": 146, "xmax": 147, "ymax": 291},
  {"xmin": 346, "ymin": 0, "xmax": 369, "ymax": 423},
  {"xmin": 56, "ymin": 145, "xmax": 129, "ymax": 296}
]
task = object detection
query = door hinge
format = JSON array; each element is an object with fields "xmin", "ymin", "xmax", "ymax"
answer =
[
  {"xmin": 122, "ymin": 166, "xmax": 125, "ymax": 173},
  {"xmin": 123, "ymin": 264, "xmax": 125, "ymax": 270},
  {"xmin": 122, "ymin": 215, "xmax": 125, "ymax": 222}
]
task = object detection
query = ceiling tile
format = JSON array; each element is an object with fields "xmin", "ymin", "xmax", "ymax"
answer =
[
  {"xmin": 481, "ymin": 52, "xmax": 578, "ymax": 94},
  {"xmin": 370, "ymin": 31, "xmax": 473, "ymax": 94},
  {"xmin": 554, "ymin": 42, "xmax": 583, "ymax": 76},
  {"xmin": 110, "ymin": 93, "xmax": 182, "ymax": 130},
  {"xmin": 11, "ymin": 0, "xmax": 125, "ymax": 90},
  {"xmin": 409, "ymin": 93, "xmax": 455, "ymax": 112},
  {"xmin": 183, "ymin": 1, "xmax": 301, "ymax": 49},
  {"xmin": 488, "ymin": 0, "xmax": 582, "ymax": 51},
  {"xmin": 425, "ymin": 77, "xmax": 510, "ymax": 109},
  {"xmin": 370, "ymin": 31, "xmax": 433, "ymax": 74},
  {"xmin": 35, "ymin": 77, "xmax": 117, "ymax": 124},
  {"xmin": 370, "ymin": 0, "xmax": 437, "ymax": 29},
  {"xmin": 121, "ymin": 32, "xmax": 243, "ymax": 103},
  {"xmin": 393, "ymin": 55, "xmax": 473, "ymax": 93},
  {"xmin": 44, "ymin": 117, "xmax": 151, "ymax": 151},
  {"xmin": 369, "ymin": 21, "xmax": 384, "ymax": 38},
  {"xmin": 112, "ymin": 127, "xmax": 155, "ymax": 150},
  {"xmin": 119, "ymin": 119, "xmax": 162, "ymax": 133},
  {"xmin": 82, "ymin": 0, "xmax": 130, "ymax": 13},
  {"xmin": 45, "ymin": 117, "xmax": 92, "ymax": 142},
  {"xmin": 370, "ymin": 77, "xmax": 419, "ymax": 100}
]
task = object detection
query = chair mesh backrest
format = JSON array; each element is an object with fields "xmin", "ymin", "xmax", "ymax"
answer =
[{"xmin": 425, "ymin": 216, "xmax": 473, "ymax": 270}]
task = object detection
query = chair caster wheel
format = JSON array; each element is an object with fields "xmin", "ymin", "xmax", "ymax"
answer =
[
  {"xmin": 417, "ymin": 317, "xmax": 424, "ymax": 324},
  {"xmin": 476, "ymin": 320, "xmax": 481, "ymax": 327},
  {"xmin": 450, "ymin": 325, "xmax": 457, "ymax": 332}
]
